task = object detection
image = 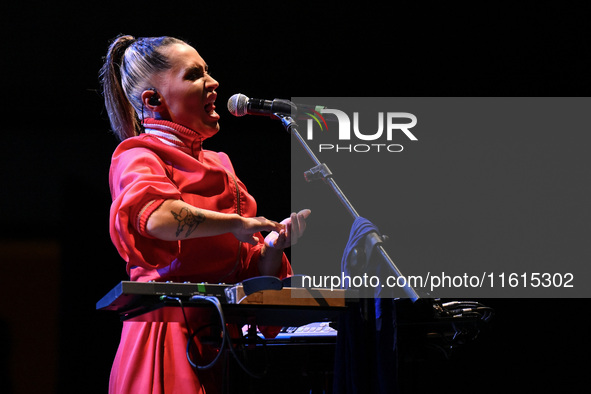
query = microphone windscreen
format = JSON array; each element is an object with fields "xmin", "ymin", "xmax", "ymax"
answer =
[{"xmin": 227, "ymin": 93, "xmax": 249, "ymax": 116}]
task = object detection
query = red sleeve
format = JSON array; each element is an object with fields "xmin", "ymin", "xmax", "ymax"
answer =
[{"xmin": 109, "ymin": 144, "xmax": 182, "ymax": 271}]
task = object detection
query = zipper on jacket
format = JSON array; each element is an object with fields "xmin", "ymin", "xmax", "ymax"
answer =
[
  {"xmin": 220, "ymin": 170, "xmax": 243, "ymax": 282},
  {"xmin": 227, "ymin": 171, "xmax": 241, "ymax": 216}
]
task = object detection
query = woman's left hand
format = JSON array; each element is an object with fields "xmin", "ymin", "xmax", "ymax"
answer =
[{"xmin": 264, "ymin": 209, "xmax": 311, "ymax": 249}]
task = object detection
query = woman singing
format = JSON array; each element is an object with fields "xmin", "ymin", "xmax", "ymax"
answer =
[{"xmin": 100, "ymin": 34, "xmax": 310, "ymax": 393}]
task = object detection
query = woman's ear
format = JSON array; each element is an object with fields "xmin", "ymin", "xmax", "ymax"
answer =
[{"xmin": 141, "ymin": 89, "xmax": 163, "ymax": 111}]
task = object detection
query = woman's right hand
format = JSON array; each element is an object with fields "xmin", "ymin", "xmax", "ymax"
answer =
[{"xmin": 231, "ymin": 215, "xmax": 285, "ymax": 245}]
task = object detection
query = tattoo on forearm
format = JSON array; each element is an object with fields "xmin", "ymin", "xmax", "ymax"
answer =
[{"xmin": 170, "ymin": 207, "xmax": 206, "ymax": 238}]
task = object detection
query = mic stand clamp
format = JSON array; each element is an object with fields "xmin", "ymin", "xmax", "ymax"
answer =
[
  {"xmin": 277, "ymin": 116, "xmax": 334, "ymax": 183},
  {"xmin": 277, "ymin": 114, "xmax": 298, "ymax": 131},
  {"xmin": 304, "ymin": 164, "xmax": 333, "ymax": 183}
]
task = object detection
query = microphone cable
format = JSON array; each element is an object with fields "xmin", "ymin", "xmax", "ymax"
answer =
[
  {"xmin": 163, "ymin": 295, "xmax": 267, "ymax": 379},
  {"xmin": 159, "ymin": 295, "xmax": 227, "ymax": 370}
]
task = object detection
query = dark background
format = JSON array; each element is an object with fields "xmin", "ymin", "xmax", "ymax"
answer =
[{"xmin": 2, "ymin": 1, "xmax": 590, "ymax": 393}]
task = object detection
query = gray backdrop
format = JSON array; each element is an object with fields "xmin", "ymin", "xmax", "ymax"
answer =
[{"xmin": 291, "ymin": 97, "xmax": 591, "ymax": 298}]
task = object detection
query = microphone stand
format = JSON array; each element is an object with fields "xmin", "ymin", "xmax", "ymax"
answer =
[{"xmin": 276, "ymin": 114, "xmax": 420, "ymax": 302}]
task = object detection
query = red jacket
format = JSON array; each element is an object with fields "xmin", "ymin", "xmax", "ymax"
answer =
[
  {"xmin": 109, "ymin": 118, "xmax": 291, "ymax": 283},
  {"xmin": 108, "ymin": 119, "xmax": 291, "ymax": 393}
]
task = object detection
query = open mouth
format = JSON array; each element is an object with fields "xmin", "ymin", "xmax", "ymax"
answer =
[{"xmin": 204, "ymin": 101, "xmax": 219, "ymax": 119}]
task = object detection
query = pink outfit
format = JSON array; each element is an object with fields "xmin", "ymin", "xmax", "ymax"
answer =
[{"xmin": 108, "ymin": 119, "xmax": 291, "ymax": 393}]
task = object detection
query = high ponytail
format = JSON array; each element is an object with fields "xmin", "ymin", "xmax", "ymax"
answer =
[{"xmin": 100, "ymin": 34, "xmax": 185, "ymax": 141}]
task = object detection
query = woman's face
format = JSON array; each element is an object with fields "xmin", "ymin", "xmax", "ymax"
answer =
[{"xmin": 154, "ymin": 43, "xmax": 220, "ymax": 137}]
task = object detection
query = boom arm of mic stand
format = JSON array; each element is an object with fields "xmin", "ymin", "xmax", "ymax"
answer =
[{"xmin": 277, "ymin": 114, "xmax": 420, "ymax": 302}]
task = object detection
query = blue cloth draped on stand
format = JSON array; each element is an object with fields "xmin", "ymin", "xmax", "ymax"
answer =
[{"xmin": 333, "ymin": 217, "xmax": 398, "ymax": 393}]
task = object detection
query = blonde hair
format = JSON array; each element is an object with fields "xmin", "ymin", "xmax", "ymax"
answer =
[{"xmin": 100, "ymin": 35, "xmax": 185, "ymax": 140}]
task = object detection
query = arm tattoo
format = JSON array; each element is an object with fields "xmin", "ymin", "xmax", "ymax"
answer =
[{"xmin": 170, "ymin": 207, "xmax": 206, "ymax": 238}]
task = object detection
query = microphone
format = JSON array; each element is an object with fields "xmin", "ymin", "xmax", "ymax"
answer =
[
  {"xmin": 227, "ymin": 93, "xmax": 295, "ymax": 118},
  {"xmin": 227, "ymin": 93, "xmax": 325, "ymax": 119}
]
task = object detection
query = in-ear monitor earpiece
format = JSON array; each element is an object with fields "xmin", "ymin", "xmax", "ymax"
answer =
[{"xmin": 148, "ymin": 88, "xmax": 160, "ymax": 106}]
